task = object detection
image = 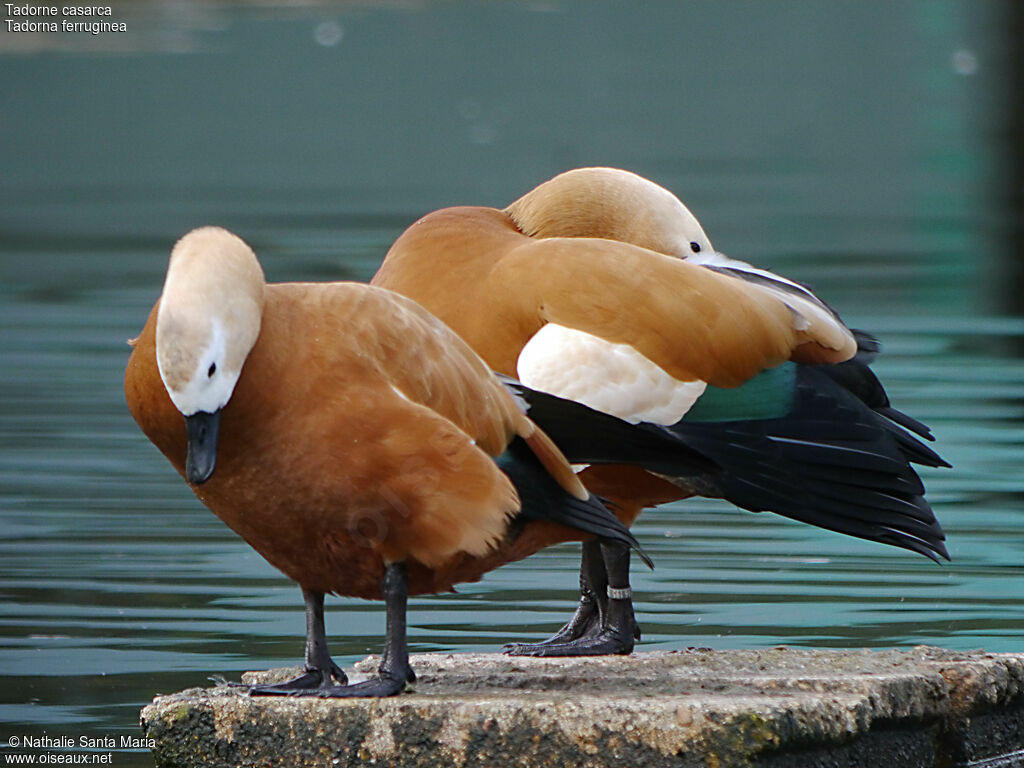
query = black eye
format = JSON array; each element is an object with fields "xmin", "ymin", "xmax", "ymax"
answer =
[
  {"xmin": 207, "ymin": 363, "xmax": 217, "ymax": 377},
  {"xmin": 690, "ymin": 242, "xmax": 702, "ymax": 254}
]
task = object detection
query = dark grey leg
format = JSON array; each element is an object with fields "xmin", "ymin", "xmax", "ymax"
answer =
[
  {"xmin": 505, "ymin": 539, "xmax": 638, "ymax": 657},
  {"xmin": 246, "ymin": 588, "xmax": 347, "ymax": 695},
  {"xmin": 249, "ymin": 564, "xmax": 413, "ymax": 698},
  {"xmin": 503, "ymin": 539, "xmax": 605, "ymax": 653}
]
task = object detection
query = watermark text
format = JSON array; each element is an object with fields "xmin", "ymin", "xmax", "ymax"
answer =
[{"xmin": 3, "ymin": 5, "xmax": 127, "ymax": 35}]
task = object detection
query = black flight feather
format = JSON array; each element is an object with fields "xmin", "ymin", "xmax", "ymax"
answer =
[
  {"xmin": 499, "ymin": 332, "xmax": 950, "ymax": 564},
  {"xmin": 494, "ymin": 436, "xmax": 654, "ymax": 569}
]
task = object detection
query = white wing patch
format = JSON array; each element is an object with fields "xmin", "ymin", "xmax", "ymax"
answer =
[{"xmin": 517, "ymin": 324, "xmax": 706, "ymax": 425}]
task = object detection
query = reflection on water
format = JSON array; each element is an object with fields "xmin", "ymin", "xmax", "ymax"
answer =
[{"xmin": 1, "ymin": 1, "xmax": 1021, "ymax": 765}]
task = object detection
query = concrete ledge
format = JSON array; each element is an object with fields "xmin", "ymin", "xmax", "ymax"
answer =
[{"xmin": 140, "ymin": 647, "xmax": 1024, "ymax": 767}]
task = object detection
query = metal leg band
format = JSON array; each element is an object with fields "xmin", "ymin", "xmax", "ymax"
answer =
[{"xmin": 607, "ymin": 586, "xmax": 632, "ymax": 601}]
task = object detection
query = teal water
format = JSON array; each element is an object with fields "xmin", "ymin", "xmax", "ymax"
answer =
[{"xmin": 1, "ymin": 2, "xmax": 1021, "ymax": 765}]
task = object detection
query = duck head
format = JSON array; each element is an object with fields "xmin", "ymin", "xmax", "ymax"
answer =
[
  {"xmin": 504, "ymin": 167, "xmax": 715, "ymax": 260},
  {"xmin": 155, "ymin": 226, "xmax": 265, "ymax": 484}
]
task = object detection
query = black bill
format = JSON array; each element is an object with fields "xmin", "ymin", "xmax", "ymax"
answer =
[{"xmin": 185, "ymin": 409, "xmax": 221, "ymax": 484}]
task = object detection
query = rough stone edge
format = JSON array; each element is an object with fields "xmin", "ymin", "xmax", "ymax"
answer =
[{"xmin": 140, "ymin": 649, "xmax": 1024, "ymax": 768}]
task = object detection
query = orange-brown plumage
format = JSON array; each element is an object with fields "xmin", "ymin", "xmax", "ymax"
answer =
[
  {"xmin": 374, "ymin": 211, "xmax": 854, "ymax": 386},
  {"xmin": 125, "ymin": 225, "xmax": 652, "ymax": 692},
  {"xmin": 372, "ymin": 170, "xmax": 856, "ymax": 517},
  {"xmin": 371, "ymin": 169, "xmax": 947, "ymax": 659},
  {"xmin": 125, "ymin": 234, "xmax": 601, "ymax": 602}
]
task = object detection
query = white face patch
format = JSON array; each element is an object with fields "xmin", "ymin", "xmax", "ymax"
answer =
[
  {"xmin": 158, "ymin": 318, "xmax": 239, "ymax": 416},
  {"xmin": 517, "ymin": 324, "xmax": 706, "ymax": 426}
]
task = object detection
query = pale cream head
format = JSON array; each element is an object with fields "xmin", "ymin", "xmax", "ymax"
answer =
[
  {"xmin": 504, "ymin": 167, "xmax": 714, "ymax": 259},
  {"xmin": 155, "ymin": 226, "xmax": 266, "ymax": 416}
]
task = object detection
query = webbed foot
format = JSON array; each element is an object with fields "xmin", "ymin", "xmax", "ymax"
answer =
[
  {"xmin": 245, "ymin": 661, "xmax": 348, "ymax": 696},
  {"xmin": 250, "ymin": 666, "xmax": 412, "ymax": 698},
  {"xmin": 505, "ymin": 540, "xmax": 639, "ymax": 657},
  {"xmin": 506, "ymin": 625, "xmax": 634, "ymax": 657}
]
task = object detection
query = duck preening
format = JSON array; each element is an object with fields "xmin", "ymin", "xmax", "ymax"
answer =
[
  {"xmin": 372, "ymin": 166, "xmax": 950, "ymax": 657},
  {"xmin": 124, "ymin": 226, "xmax": 647, "ymax": 697}
]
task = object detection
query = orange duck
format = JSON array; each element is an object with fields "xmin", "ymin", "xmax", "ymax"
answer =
[
  {"xmin": 372, "ymin": 167, "xmax": 950, "ymax": 656},
  {"xmin": 124, "ymin": 226, "xmax": 646, "ymax": 697}
]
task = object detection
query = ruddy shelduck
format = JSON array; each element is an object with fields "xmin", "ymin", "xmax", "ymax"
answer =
[
  {"xmin": 372, "ymin": 167, "xmax": 950, "ymax": 656},
  {"xmin": 123, "ymin": 226, "xmax": 647, "ymax": 697}
]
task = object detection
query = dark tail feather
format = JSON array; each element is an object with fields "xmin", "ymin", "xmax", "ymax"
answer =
[
  {"xmin": 885, "ymin": 421, "xmax": 950, "ymax": 468},
  {"xmin": 818, "ymin": 330, "xmax": 948, "ymax": 446},
  {"xmin": 497, "ymin": 352, "xmax": 949, "ymax": 564},
  {"xmin": 495, "ymin": 437, "xmax": 653, "ymax": 569},
  {"xmin": 877, "ymin": 406, "xmax": 938, "ymax": 443},
  {"xmin": 666, "ymin": 365, "xmax": 949, "ymax": 562}
]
